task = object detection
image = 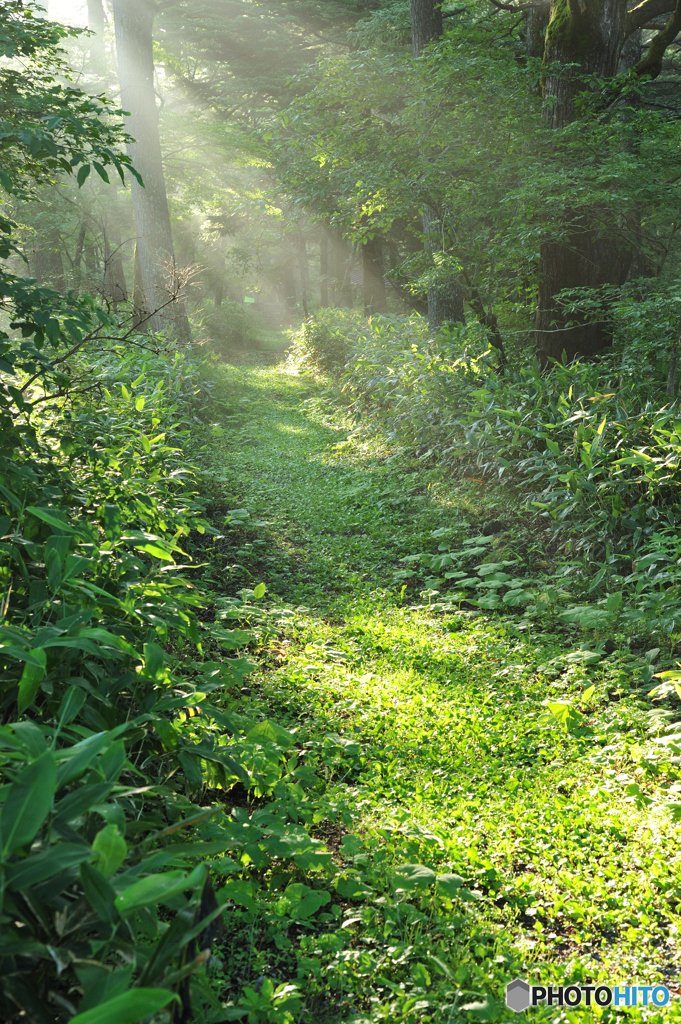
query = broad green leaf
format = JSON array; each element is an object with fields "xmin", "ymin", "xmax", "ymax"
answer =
[
  {"xmin": 278, "ymin": 883, "xmax": 331, "ymax": 920},
  {"xmin": 246, "ymin": 720, "xmax": 294, "ymax": 748},
  {"xmin": 0, "ymin": 643, "xmax": 45, "ymax": 667},
  {"xmin": 293, "ymin": 850, "xmax": 332, "ymax": 870},
  {"xmin": 26, "ymin": 506, "xmax": 79, "ymax": 534},
  {"xmin": 69, "ymin": 987, "xmax": 179, "ymax": 1024},
  {"xmin": 58, "ymin": 685, "xmax": 87, "ymax": 725},
  {"xmin": 93, "ymin": 160, "xmax": 109, "ymax": 183},
  {"xmin": 80, "ymin": 861, "xmax": 117, "ymax": 923},
  {"xmin": 435, "ymin": 872, "xmax": 464, "ymax": 897},
  {"xmin": 566, "ymin": 650, "xmax": 601, "ymax": 666},
  {"xmin": 0, "ymin": 750, "xmax": 56, "ymax": 854},
  {"xmin": 393, "ymin": 863, "xmax": 436, "ymax": 890},
  {"xmin": 17, "ymin": 647, "xmax": 46, "ymax": 713},
  {"xmin": 143, "ymin": 642, "xmax": 165, "ymax": 678},
  {"xmin": 5, "ymin": 842, "xmax": 91, "ymax": 891},
  {"xmin": 253, "ymin": 582, "xmax": 266, "ymax": 599},
  {"xmin": 76, "ymin": 163, "xmax": 91, "ymax": 186},
  {"xmin": 54, "ymin": 782, "xmax": 113, "ymax": 823},
  {"xmin": 582, "ymin": 684, "xmax": 595, "ymax": 703},
  {"xmin": 135, "ymin": 541, "xmax": 174, "ymax": 561},
  {"xmin": 546, "ymin": 702, "xmax": 571, "ymax": 726},
  {"xmin": 56, "ymin": 732, "xmax": 110, "ymax": 789},
  {"xmin": 115, "ymin": 864, "xmax": 206, "ymax": 914},
  {"xmin": 219, "ymin": 878, "xmax": 259, "ymax": 910},
  {"xmin": 93, "ymin": 823, "xmax": 127, "ymax": 878},
  {"xmin": 103, "ymin": 503, "xmax": 122, "ymax": 541},
  {"xmin": 606, "ymin": 591, "xmax": 623, "ymax": 613}
]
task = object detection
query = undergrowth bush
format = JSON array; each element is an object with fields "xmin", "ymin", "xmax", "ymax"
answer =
[
  {"xmin": 200, "ymin": 300, "xmax": 265, "ymax": 359},
  {"xmin": 1, "ymin": 331, "xmax": 358, "ymax": 1023},
  {"xmin": 289, "ymin": 301, "xmax": 681, "ymax": 642}
]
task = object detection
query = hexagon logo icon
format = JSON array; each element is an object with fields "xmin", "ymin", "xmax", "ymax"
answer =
[{"xmin": 506, "ymin": 978, "xmax": 531, "ymax": 1013}]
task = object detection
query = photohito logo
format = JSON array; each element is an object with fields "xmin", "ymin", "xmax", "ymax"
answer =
[{"xmin": 506, "ymin": 979, "xmax": 671, "ymax": 1012}]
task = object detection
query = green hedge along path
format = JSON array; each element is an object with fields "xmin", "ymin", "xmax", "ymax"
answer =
[{"xmin": 208, "ymin": 360, "xmax": 681, "ymax": 1022}]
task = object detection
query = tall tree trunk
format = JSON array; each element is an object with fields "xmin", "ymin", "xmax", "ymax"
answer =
[
  {"xmin": 363, "ymin": 236, "xmax": 388, "ymax": 315},
  {"xmin": 423, "ymin": 208, "xmax": 464, "ymax": 328},
  {"xmin": 524, "ymin": 1, "xmax": 551, "ymax": 59},
  {"xmin": 282, "ymin": 261, "xmax": 297, "ymax": 310},
  {"xmin": 320, "ymin": 228, "xmax": 329, "ymax": 308},
  {"xmin": 33, "ymin": 229, "xmax": 65, "ymax": 292},
  {"xmin": 535, "ymin": 0, "xmax": 630, "ymax": 364},
  {"xmin": 133, "ymin": 242, "xmax": 148, "ymax": 327},
  {"xmin": 410, "ymin": 0, "xmax": 442, "ymax": 57},
  {"xmin": 332, "ymin": 234, "xmax": 353, "ymax": 307},
  {"xmin": 411, "ymin": 0, "xmax": 464, "ymax": 330},
  {"xmin": 103, "ymin": 229, "xmax": 128, "ymax": 309},
  {"xmin": 73, "ymin": 221, "xmax": 87, "ymax": 292},
  {"xmin": 296, "ymin": 232, "xmax": 310, "ymax": 318},
  {"xmin": 87, "ymin": 0, "xmax": 107, "ymax": 77},
  {"xmin": 111, "ymin": 0, "xmax": 191, "ymax": 341}
]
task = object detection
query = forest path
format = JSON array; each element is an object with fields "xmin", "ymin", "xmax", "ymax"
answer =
[{"xmin": 208, "ymin": 361, "xmax": 680, "ymax": 1021}]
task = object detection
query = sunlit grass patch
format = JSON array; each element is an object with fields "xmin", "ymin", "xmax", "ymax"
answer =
[{"xmin": 206, "ymin": 361, "xmax": 681, "ymax": 1023}]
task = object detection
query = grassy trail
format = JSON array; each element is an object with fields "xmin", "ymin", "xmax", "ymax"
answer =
[{"xmin": 208, "ymin": 361, "xmax": 681, "ymax": 1023}]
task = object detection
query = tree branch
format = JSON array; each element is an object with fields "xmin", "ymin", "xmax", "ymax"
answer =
[
  {"xmin": 634, "ymin": 0, "xmax": 681, "ymax": 77},
  {"xmin": 488, "ymin": 0, "xmax": 546, "ymax": 10},
  {"xmin": 626, "ymin": 0, "xmax": 676, "ymax": 36}
]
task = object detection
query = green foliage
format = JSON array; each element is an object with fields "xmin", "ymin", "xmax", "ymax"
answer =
[
  {"xmin": 290, "ymin": 303, "xmax": 681, "ymax": 640},
  {"xmin": 201, "ymin": 299, "xmax": 268, "ymax": 358},
  {"xmin": 201, "ymin": 361, "xmax": 681, "ymax": 1024},
  {"xmin": 287, "ymin": 309, "xmax": 361, "ymax": 371}
]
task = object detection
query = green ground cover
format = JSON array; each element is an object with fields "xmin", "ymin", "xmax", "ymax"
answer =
[{"xmin": 199, "ymin": 359, "xmax": 681, "ymax": 1023}]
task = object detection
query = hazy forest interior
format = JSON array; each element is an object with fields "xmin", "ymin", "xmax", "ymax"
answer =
[{"xmin": 7, "ymin": 0, "xmax": 681, "ymax": 1021}]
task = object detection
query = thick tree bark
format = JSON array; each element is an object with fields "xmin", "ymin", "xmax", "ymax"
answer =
[
  {"xmin": 541, "ymin": 0, "xmax": 627, "ymax": 130},
  {"xmin": 111, "ymin": 0, "xmax": 191, "ymax": 341},
  {"xmin": 411, "ymin": 0, "xmax": 464, "ymax": 330},
  {"xmin": 536, "ymin": 220, "xmax": 632, "ymax": 363},
  {"xmin": 362, "ymin": 236, "xmax": 388, "ymax": 315},
  {"xmin": 524, "ymin": 1, "xmax": 551, "ymax": 59},
  {"xmin": 410, "ymin": 0, "xmax": 443, "ymax": 57}
]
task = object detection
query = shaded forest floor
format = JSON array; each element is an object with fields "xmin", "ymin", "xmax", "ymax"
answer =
[{"xmin": 202, "ymin": 356, "xmax": 681, "ymax": 1023}]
